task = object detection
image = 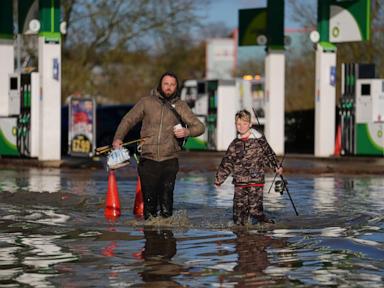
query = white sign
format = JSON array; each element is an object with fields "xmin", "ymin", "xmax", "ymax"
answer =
[{"xmin": 206, "ymin": 38, "xmax": 235, "ymax": 80}]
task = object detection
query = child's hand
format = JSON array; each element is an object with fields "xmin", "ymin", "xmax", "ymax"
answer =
[{"xmin": 275, "ymin": 167, "xmax": 283, "ymax": 175}]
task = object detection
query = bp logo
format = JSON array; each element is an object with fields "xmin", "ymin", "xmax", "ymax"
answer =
[
  {"xmin": 366, "ymin": 123, "xmax": 384, "ymax": 152},
  {"xmin": 332, "ymin": 26, "xmax": 340, "ymax": 38}
]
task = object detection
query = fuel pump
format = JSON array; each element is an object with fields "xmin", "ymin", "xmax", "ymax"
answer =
[
  {"xmin": 180, "ymin": 80, "xmax": 209, "ymax": 150},
  {"xmin": 18, "ymin": 73, "xmax": 32, "ymax": 156},
  {"xmin": 0, "ymin": 74, "xmax": 19, "ymax": 156},
  {"xmin": 340, "ymin": 63, "xmax": 356, "ymax": 155},
  {"xmin": 355, "ymin": 79, "xmax": 384, "ymax": 156},
  {"xmin": 206, "ymin": 80, "xmax": 239, "ymax": 151},
  {"xmin": 0, "ymin": 0, "xmax": 62, "ymax": 161},
  {"xmin": 0, "ymin": 72, "xmax": 39, "ymax": 157},
  {"xmin": 181, "ymin": 79, "xmax": 239, "ymax": 151},
  {"xmin": 181, "ymin": 78, "xmax": 262, "ymax": 151},
  {"xmin": 339, "ymin": 63, "xmax": 383, "ymax": 156},
  {"xmin": 206, "ymin": 80, "xmax": 218, "ymax": 150}
]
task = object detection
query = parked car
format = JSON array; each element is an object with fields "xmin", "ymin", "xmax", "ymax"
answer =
[{"xmin": 62, "ymin": 104, "xmax": 141, "ymax": 156}]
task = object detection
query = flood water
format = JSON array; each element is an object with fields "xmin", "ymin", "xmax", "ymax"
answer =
[{"xmin": 0, "ymin": 158, "xmax": 383, "ymax": 287}]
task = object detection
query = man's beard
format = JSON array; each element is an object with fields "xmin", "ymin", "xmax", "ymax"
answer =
[
  {"xmin": 164, "ymin": 90, "xmax": 173, "ymax": 97},
  {"xmin": 162, "ymin": 89, "xmax": 177, "ymax": 99}
]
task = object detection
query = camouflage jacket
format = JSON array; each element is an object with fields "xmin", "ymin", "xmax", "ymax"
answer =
[{"xmin": 215, "ymin": 129, "xmax": 278, "ymax": 186}]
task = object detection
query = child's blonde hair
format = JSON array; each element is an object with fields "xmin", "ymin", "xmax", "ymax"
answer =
[{"xmin": 235, "ymin": 109, "xmax": 251, "ymax": 123}]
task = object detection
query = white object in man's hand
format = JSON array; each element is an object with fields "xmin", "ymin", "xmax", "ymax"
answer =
[
  {"xmin": 174, "ymin": 125, "xmax": 189, "ymax": 138},
  {"xmin": 107, "ymin": 148, "xmax": 130, "ymax": 170}
]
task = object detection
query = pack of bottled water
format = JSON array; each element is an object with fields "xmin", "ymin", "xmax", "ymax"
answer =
[{"xmin": 107, "ymin": 148, "xmax": 130, "ymax": 170}]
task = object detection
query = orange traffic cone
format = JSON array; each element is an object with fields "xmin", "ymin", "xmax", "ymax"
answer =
[
  {"xmin": 334, "ymin": 124, "xmax": 342, "ymax": 156},
  {"xmin": 104, "ymin": 170, "xmax": 121, "ymax": 220},
  {"xmin": 133, "ymin": 176, "xmax": 144, "ymax": 217}
]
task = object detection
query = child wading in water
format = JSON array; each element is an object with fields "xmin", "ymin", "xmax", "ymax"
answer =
[{"xmin": 214, "ymin": 109, "xmax": 283, "ymax": 225}]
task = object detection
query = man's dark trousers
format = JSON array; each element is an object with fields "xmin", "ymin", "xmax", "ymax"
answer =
[{"xmin": 138, "ymin": 158, "xmax": 178, "ymax": 219}]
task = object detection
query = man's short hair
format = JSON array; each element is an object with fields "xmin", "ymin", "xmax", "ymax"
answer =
[{"xmin": 235, "ymin": 109, "xmax": 251, "ymax": 123}]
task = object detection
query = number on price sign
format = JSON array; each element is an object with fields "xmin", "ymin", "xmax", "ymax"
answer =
[{"xmin": 71, "ymin": 135, "xmax": 92, "ymax": 154}]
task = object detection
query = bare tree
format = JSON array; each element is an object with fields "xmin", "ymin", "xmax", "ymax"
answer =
[
  {"xmin": 61, "ymin": 0, "xmax": 210, "ymax": 102},
  {"xmin": 63, "ymin": 0, "xmax": 209, "ymax": 64},
  {"xmin": 287, "ymin": 0, "xmax": 316, "ymax": 29},
  {"xmin": 197, "ymin": 22, "xmax": 234, "ymax": 39}
]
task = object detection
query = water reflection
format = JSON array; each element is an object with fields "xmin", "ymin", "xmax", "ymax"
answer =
[
  {"xmin": 101, "ymin": 241, "xmax": 117, "ymax": 257},
  {"xmin": 28, "ymin": 169, "xmax": 62, "ymax": 193},
  {"xmin": 142, "ymin": 229, "xmax": 176, "ymax": 260},
  {"xmin": 234, "ymin": 230, "xmax": 269, "ymax": 272},
  {"xmin": 0, "ymin": 168, "xmax": 61, "ymax": 193},
  {"xmin": 2, "ymin": 206, "xmax": 70, "ymax": 226},
  {"xmin": 0, "ymin": 166, "xmax": 383, "ymax": 286},
  {"xmin": 230, "ymin": 230, "xmax": 286, "ymax": 287},
  {"xmin": 139, "ymin": 229, "xmax": 182, "ymax": 286},
  {"xmin": 313, "ymin": 177, "xmax": 337, "ymax": 212},
  {"xmin": 0, "ymin": 232, "xmax": 77, "ymax": 287}
]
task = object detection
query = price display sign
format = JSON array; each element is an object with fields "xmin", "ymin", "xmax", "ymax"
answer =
[{"xmin": 68, "ymin": 97, "xmax": 96, "ymax": 157}]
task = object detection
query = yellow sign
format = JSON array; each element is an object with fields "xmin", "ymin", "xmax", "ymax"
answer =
[{"xmin": 71, "ymin": 134, "xmax": 92, "ymax": 154}]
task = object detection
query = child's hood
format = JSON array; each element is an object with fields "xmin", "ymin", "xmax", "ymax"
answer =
[{"xmin": 237, "ymin": 128, "xmax": 263, "ymax": 139}]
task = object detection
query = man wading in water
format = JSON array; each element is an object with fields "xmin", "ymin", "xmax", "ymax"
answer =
[{"xmin": 112, "ymin": 72, "xmax": 205, "ymax": 220}]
